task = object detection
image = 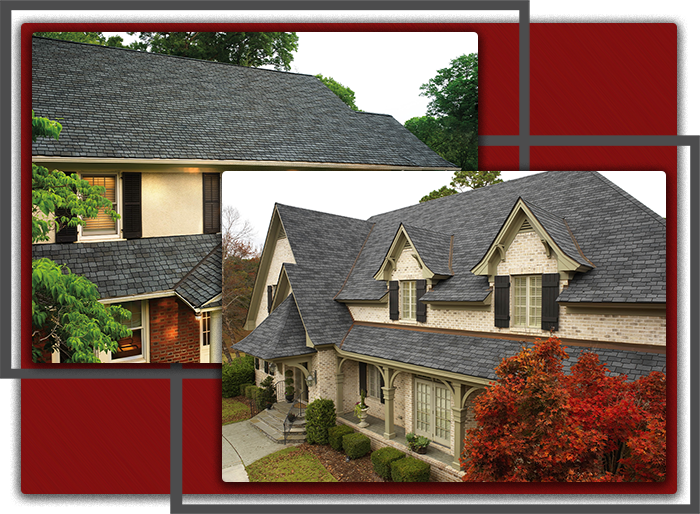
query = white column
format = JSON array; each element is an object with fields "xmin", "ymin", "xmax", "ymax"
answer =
[{"xmin": 210, "ymin": 309, "xmax": 222, "ymax": 364}]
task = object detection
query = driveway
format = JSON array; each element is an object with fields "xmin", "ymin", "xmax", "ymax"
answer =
[{"xmin": 222, "ymin": 420, "xmax": 300, "ymax": 482}]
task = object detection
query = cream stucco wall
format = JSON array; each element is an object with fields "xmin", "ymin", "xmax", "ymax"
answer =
[
  {"xmin": 347, "ymin": 230, "xmax": 666, "ymax": 347},
  {"xmin": 142, "ymin": 173, "xmax": 204, "ymax": 237},
  {"xmin": 255, "ymin": 236, "xmax": 296, "ymax": 327}
]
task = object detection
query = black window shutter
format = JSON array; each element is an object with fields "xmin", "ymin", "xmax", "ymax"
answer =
[
  {"xmin": 389, "ymin": 281, "xmax": 399, "ymax": 320},
  {"xmin": 416, "ymin": 279, "xmax": 427, "ymax": 323},
  {"xmin": 122, "ymin": 172, "xmax": 142, "ymax": 239},
  {"xmin": 203, "ymin": 173, "xmax": 221, "ymax": 234},
  {"xmin": 494, "ymin": 275, "xmax": 510, "ymax": 328},
  {"xmin": 541, "ymin": 273, "xmax": 560, "ymax": 331},
  {"xmin": 359, "ymin": 362, "xmax": 367, "ymax": 395},
  {"xmin": 267, "ymin": 285, "xmax": 273, "ymax": 313},
  {"xmin": 255, "ymin": 358, "xmax": 260, "ymax": 370},
  {"xmin": 264, "ymin": 361, "xmax": 269, "ymax": 374},
  {"xmin": 54, "ymin": 207, "xmax": 77, "ymax": 243}
]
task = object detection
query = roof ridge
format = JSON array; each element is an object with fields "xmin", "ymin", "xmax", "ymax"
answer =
[
  {"xmin": 173, "ymin": 242, "xmax": 222, "ymax": 290},
  {"xmin": 334, "ymin": 223, "xmax": 376, "ymax": 300},
  {"xmin": 591, "ymin": 172, "xmax": 665, "ymax": 226}
]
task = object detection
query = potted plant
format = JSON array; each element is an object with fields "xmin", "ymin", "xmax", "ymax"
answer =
[
  {"xmin": 353, "ymin": 389, "xmax": 370, "ymax": 428},
  {"xmin": 284, "ymin": 369, "xmax": 295, "ymax": 402},
  {"xmin": 406, "ymin": 432, "xmax": 430, "ymax": 454}
]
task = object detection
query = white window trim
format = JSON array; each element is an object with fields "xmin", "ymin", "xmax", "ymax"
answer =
[
  {"xmin": 78, "ymin": 171, "xmax": 122, "ymax": 242},
  {"xmin": 513, "ymin": 275, "xmax": 542, "ymax": 328},
  {"xmin": 401, "ymin": 280, "xmax": 417, "ymax": 321},
  {"xmin": 103, "ymin": 299, "xmax": 150, "ymax": 363}
]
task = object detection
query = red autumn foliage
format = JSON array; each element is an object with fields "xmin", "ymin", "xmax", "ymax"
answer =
[{"xmin": 460, "ymin": 336, "xmax": 666, "ymax": 482}]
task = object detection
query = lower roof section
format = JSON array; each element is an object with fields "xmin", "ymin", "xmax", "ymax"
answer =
[
  {"xmin": 32, "ymin": 233, "xmax": 221, "ymax": 306},
  {"xmin": 340, "ymin": 323, "xmax": 666, "ymax": 382}
]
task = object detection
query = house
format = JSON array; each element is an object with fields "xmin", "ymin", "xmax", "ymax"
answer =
[
  {"xmin": 235, "ymin": 170, "xmax": 666, "ymax": 476},
  {"xmin": 31, "ymin": 36, "xmax": 457, "ymax": 363}
]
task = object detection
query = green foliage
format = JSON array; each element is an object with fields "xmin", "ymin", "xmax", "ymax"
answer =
[
  {"xmin": 305, "ymin": 398, "xmax": 337, "ymax": 444},
  {"xmin": 221, "ymin": 354, "xmax": 255, "ymax": 397},
  {"xmin": 390, "ymin": 456, "xmax": 431, "ymax": 482},
  {"xmin": 371, "ymin": 446, "xmax": 406, "ymax": 480},
  {"xmin": 260, "ymin": 375, "xmax": 276, "ymax": 406},
  {"xmin": 253, "ymin": 387, "xmax": 267, "ymax": 411},
  {"xmin": 244, "ymin": 384, "xmax": 259, "ymax": 400},
  {"xmin": 222, "ymin": 397, "xmax": 251, "ymax": 425},
  {"xmin": 239, "ymin": 383, "xmax": 254, "ymax": 396},
  {"xmin": 31, "ymin": 110, "xmax": 133, "ymax": 363},
  {"xmin": 32, "ymin": 258, "xmax": 132, "ymax": 363},
  {"xmin": 284, "ymin": 369, "xmax": 295, "ymax": 396},
  {"xmin": 33, "ymin": 32, "xmax": 128, "ymax": 48},
  {"xmin": 315, "ymin": 74, "xmax": 360, "ymax": 111},
  {"xmin": 130, "ymin": 32, "xmax": 299, "ymax": 70},
  {"xmin": 328, "ymin": 424, "xmax": 355, "ymax": 452},
  {"xmin": 405, "ymin": 432, "xmax": 431, "ymax": 451},
  {"xmin": 342, "ymin": 432, "xmax": 371, "ymax": 460},
  {"xmin": 246, "ymin": 446, "xmax": 337, "ymax": 482},
  {"xmin": 421, "ymin": 53, "xmax": 478, "ymax": 132},
  {"xmin": 419, "ymin": 185, "xmax": 459, "ymax": 203}
]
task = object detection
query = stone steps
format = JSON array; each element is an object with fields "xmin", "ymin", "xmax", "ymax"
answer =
[{"xmin": 249, "ymin": 403, "xmax": 306, "ymax": 444}]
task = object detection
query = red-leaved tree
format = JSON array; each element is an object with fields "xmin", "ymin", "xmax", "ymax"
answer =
[{"xmin": 460, "ymin": 336, "xmax": 666, "ymax": 482}]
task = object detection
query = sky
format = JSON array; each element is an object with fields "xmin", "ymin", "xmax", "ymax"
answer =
[{"xmin": 103, "ymin": 32, "xmax": 667, "ymax": 249}]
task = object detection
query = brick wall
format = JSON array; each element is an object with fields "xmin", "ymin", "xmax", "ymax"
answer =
[
  {"xmin": 348, "ymin": 230, "xmax": 666, "ymax": 347},
  {"xmin": 149, "ymin": 297, "xmax": 200, "ymax": 363}
]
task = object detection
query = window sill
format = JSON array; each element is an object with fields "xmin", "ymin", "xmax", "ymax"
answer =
[{"xmin": 110, "ymin": 355, "xmax": 147, "ymax": 363}]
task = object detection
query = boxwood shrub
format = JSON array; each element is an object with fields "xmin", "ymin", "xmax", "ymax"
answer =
[
  {"xmin": 238, "ymin": 383, "xmax": 254, "ymax": 397},
  {"xmin": 343, "ymin": 432, "xmax": 371, "ymax": 460},
  {"xmin": 221, "ymin": 355, "xmax": 254, "ymax": 398},
  {"xmin": 245, "ymin": 384, "xmax": 258, "ymax": 400},
  {"xmin": 370, "ymin": 446, "xmax": 406, "ymax": 480},
  {"xmin": 305, "ymin": 398, "xmax": 336, "ymax": 444},
  {"xmin": 328, "ymin": 425, "xmax": 355, "ymax": 452},
  {"xmin": 390, "ymin": 456, "xmax": 430, "ymax": 482}
]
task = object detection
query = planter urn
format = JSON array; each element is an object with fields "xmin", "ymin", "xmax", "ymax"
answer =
[{"xmin": 357, "ymin": 407, "xmax": 370, "ymax": 428}]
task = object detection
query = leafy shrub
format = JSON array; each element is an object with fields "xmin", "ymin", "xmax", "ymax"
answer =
[
  {"xmin": 390, "ymin": 456, "xmax": 430, "ymax": 482},
  {"xmin": 329, "ymin": 425, "xmax": 355, "ymax": 452},
  {"xmin": 239, "ymin": 383, "xmax": 254, "ymax": 396},
  {"xmin": 245, "ymin": 385, "xmax": 258, "ymax": 400},
  {"xmin": 343, "ymin": 432, "xmax": 371, "ymax": 460},
  {"xmin": 221, "ymin": 354, "xmax": 254, "ymax": 398},
  {"xmin": 260, "ymin": 376, "xmax": 276, "ymax": 406},
  {"xmin": 305, "ymin": 398, "xmax": 336, "ymax": 444},
  {"xmin": 254, "ymin": 387, "xmax": 267, "ymax": 411},
  {"xmin": 371, "ymin": 446, "xmax": 406, "ymax": 480}
]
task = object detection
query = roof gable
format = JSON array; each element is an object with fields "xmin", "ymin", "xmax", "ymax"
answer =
[
  {"xmin": 471, "ymin": 197, "xmax": 594, "ymax": 280},
  {"xmin": 373, "ymin": 223, "xmax": 453, "ymax": 281}
]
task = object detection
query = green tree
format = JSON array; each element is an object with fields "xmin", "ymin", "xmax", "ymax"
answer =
[
  {"xmin": 32, "ymin": 32, "xmax": 128, "ymax": 48},
  {"xmin": 129, "ymin": 32, "xmax": 299, "ymax": 70},
  {"xmin": 32, "ymin": 111, "xmax": 131, "ymax": 363},
  {"xmin": 315, "ymin": 74, "xmax": 360, "ymax": 111}
]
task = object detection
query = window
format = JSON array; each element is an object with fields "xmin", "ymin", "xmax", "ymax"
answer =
[
  {"xmin": 415, "ymin": 378, "xmax": 452, "ymax": 446},
  {"xmin": 82, "ymin": 175, "xmax": 118, "ymax": 236},
  {"xmin": 114, "ymin": 301, "xmax": 144, "ymax": 360},
  {"xmin": 201, "ymin": 312, "xmax": 211, "ymax": 347},
  {"xmin": 513, "ymin": 275, "xmax": 542, "ymax": 327},
  {"xmin": 401, "ymin": 280, "xmax": 416, "ymax": 320},
  {"xmin": 367, "ymin": 365, "xmax": 381, "ymax": 399}
]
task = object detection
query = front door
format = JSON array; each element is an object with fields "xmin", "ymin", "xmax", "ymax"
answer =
[{"xmin": 415, "ymin": 378, "xmax": 452, "ymax": 446}]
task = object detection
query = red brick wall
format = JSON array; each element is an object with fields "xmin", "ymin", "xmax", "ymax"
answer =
[{"xmin": 149, "ymin": 297, "xmax": 200, "ymax": 363}]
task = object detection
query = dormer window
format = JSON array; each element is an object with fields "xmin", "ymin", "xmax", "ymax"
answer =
[
  {"xmin": 401, "ymin": 280, "xmax": 417, "ymax": 320},
  {"xmin": 513, "ymin": 275, "xmax": 542, "ymax": 328}
]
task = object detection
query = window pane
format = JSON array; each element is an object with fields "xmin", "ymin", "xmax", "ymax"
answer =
[
  {"xmin": 83, "ymin": 175, "xmax": 117, "ymax": 235},
  {"xmin": 514, "ymin": 276, "xmax": 527, "ymax": 326},
  {"xmin": 367, "ymin": 365, "xmax": 379, "ymax": 398},
  {"xmin": 530, "ymin": 276, "xmax": 542, "ymax": 326},
  {"xmin": 114, "ymin": 301, "xmax": 143, "ymax": 360},
  {"xmin": 401, "ymin": 281, "xmax": 416, "ymax": 320}
]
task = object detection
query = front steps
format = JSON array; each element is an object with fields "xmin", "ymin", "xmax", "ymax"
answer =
[{"xmin": 249, "ymin": 403, "xmax": 306, "ymax": 444}]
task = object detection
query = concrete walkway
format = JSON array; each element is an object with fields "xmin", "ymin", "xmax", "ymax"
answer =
[{"xmin": 221, "ymin": 420, "xmax": 300, "ymax": 482}]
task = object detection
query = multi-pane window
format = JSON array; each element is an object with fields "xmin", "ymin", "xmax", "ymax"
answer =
[
  {"xmin": 513, "ymin": 275, "xmax": 542, "ymax": 327},
  {"xmin": 201, "ymin": 312, "xmax": 211, "ymax": 346},
  {"xmin": 83, "ymin": 175, "xmax": 118, "ymax": 236},
  {"xmin": 114, "ymin": 301, "xmax": 143, "ymax": 360},
  {"xmin": 401, "ymin": 280, "xmax": 416, "ymax": 320}
]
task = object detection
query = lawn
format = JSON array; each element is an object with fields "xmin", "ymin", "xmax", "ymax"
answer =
[
  {"xmin": 246, "ymin": 446, "xmax": 337, "ymax": 482},
  {"xmin": 222, "ymin": 396, "xmax": 253, "ymax": 425}
]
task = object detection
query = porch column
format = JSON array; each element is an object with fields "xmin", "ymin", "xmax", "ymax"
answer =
[
  {"xmin": 382, "ymin": 385, "xmax": 396, "ymax": 440},
  {"xmin": 210, "ymin": 309, "xmax": 222, "ymax": 364},
  {"xmin": 336, "ymin": 373, "xmax": 345, "ymax": 413},
  {"xmin": 451, "ymin": 382, "xmax": 467, "ymax": 470}
]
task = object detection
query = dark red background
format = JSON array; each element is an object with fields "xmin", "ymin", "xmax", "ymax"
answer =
[{"xmin": 21, "ymin": 22, "xmax": 677, "ymax": 495}]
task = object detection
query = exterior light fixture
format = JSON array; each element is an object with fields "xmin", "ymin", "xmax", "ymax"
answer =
[
  {"xmin": 269, "ymin": 363, "xmax": 277, "ymax": 375},
  {"xmin": 305, "ymin": 370, "xmax": 317, "ymax": 388},
  {"xmin": 194, "ymin": 312, "xmax": 202, "ymax": 321}
]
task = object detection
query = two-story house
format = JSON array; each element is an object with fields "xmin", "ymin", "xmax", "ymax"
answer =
[
  {"xmin": 30, "ymin": 36, "xmax": 457, "ymax": 363},
  {"xmin": 235, "ymin": 170, "xmax": 666, "ymax": 478}
]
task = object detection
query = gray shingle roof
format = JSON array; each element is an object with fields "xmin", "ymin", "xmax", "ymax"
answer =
[
  {"xmin": 336, "ymin": 171, "xmax": 666, "ymax": 304},
  {"xmin": 174, "ymin": 244, "xmax": 222, "ymax": 309},
  {"xmin": 341, "ymin": 324, "xmax": 666, "ymax": 381},
  {"xmin": 31, "ymin": 37, "xmax": 457, "ymax": 170},
  {"xmin": 401, "ymin": 223, "xmax": 453, "ymax": 277},
  {"xmin": 235, "ymin": 294, "xmax": 315, "ymax": 360},
  {"xmin": 32, "ymin": 233, "xmax": 221, "ymax": 301}
]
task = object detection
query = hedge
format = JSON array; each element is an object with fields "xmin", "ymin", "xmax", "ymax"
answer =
[
  {"xmin": 328, "ymin": 425, "xmax": 355, "ymax": 452},
  {"xmin": 390, "ymin": 456, "xmax": 430, "ymax": 482},
  {"xmin": 245, "ymin": 385, "xmax": 258, "ymax": 400},
  {"xmin": 305, "ymin": 398, "xmax": 337, "ymax": 444},
  {"xmin": 221, "ymin": 354, "xmax": 255, "ymax": 398},
  {"xmin": 239, "ymin": 383, "xmax": 254, "ymax": 396},
  {"xmin": 343, "ymin": 432, "xmax": 371, "ymax": 460},
  {"xmin": 371, "ymin": 446, "xmax": 406, "ymax": 480}
]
